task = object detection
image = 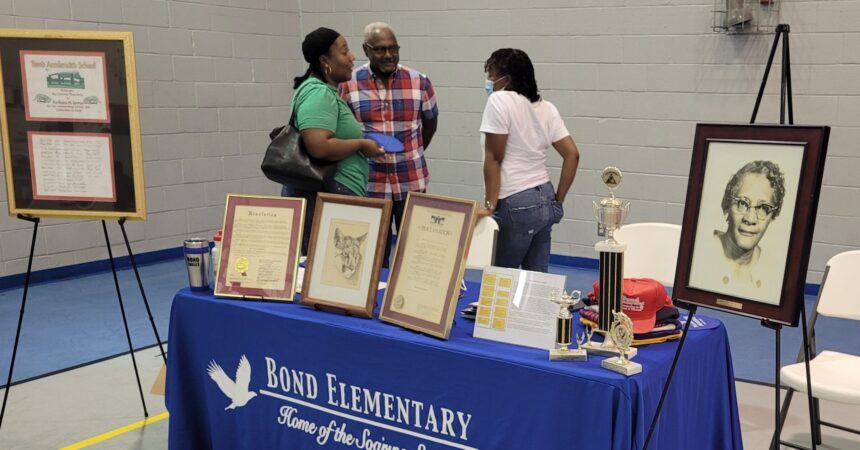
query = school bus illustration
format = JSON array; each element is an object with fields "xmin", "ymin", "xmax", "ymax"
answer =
[{"xmin": 46, "ymin": 71, "xmax": 85, "ymax": 89}]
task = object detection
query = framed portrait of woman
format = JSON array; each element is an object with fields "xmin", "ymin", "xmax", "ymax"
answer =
[
  {"xmin": 674, "ymin": 123, "xmax": 829, "ymax": 326},
  {"xmin": 300, "ymin": 193, "xmax": 392, "ymax": 318}
]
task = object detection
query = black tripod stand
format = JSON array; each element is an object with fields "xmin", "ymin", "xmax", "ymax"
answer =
[
  {"xmin": 0, "ymin": 217, "xmax": 167, "ymax": 431},
  {"xmin": 751, "ymin": 23, "xmax": 818, "ymax": 450},
  {"xmin": 644, "ymin": 24, "xmax": 818, "ymax": 450}
]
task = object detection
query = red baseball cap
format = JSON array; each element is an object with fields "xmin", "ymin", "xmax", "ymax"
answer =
[{"xmin": 590, "ymin": 278, "xmax": 671, "ymax": 334}]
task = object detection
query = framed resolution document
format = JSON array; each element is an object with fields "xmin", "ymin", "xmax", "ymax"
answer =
[
  {"xmin": 0, "ymin": 29, "xmax": 144, "ymax": 220},
  {"xmin": 214, "ymin": 194, "xmax": 305, "ymax": 302},
  {"xmin": 300, "ymin": 193, "xmax": 392, "ymax": 318},
  {"xmin": 379, "ymin": 193, "xmax": 478, "ymax": 339}
]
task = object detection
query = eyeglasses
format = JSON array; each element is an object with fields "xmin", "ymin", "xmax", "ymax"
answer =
[
  {"xmin": 364, "ymin": 43, "xmax": 400, "ymax": 56},
  {"xmin": 730, "ymin": 196, "xmax": 775, "ymax": 220}
]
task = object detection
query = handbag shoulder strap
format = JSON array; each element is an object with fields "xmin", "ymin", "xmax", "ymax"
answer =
[{"xmin": 289, "ymin": 103, "xmax": 298, "ymax": 128}]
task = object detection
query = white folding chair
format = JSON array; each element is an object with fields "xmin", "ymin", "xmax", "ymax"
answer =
[
  {"xmin": 466, "ymin": 217, "xmax": 499, "ymax": 269},
  {"xmin": 775, "ymin": 250, "xmax": 860, "ymax": 449},
  {"xmin": 613, "ymin": 222, "xmax": 681, "ymax": 286}
]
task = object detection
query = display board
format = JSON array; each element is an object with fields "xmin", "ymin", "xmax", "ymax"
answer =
[
  {"xmin": 674, "ymin": 123, "xmax": 829, "ymax": 326},
  {"xmin": 0, "ymin": 29, "xmax": 145, "ymax": 220}
]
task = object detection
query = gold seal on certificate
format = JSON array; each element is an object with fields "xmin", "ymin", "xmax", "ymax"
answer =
[
  {"xmin": 549, "ymin": 290, "xmax": 586, "ymax": 362},
  {"xmin": 601, "ymin": 311, "xmax": 642, "ymax": 376},
  {"xmin": 235, "ymin": 256, "xmax": 250, "ymax": 275}
]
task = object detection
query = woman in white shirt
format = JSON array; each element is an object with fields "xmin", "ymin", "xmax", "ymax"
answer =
[{"xmin": 478, "ymin": 48, "xmax": 580, "ymax": 272}]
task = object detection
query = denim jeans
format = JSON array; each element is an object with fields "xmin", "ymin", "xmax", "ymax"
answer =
[
  {"xmin": 492, "ymin": 181, "xmax": 563, "ymax": 273},
  {"xmin": 282, "ymin": 182, "xmax": 358, "ymax": 256}
]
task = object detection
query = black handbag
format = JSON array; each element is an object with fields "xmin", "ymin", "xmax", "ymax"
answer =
[{"xmin": 261, "ymin": 110, "xmax": 337, "ymax": 191}]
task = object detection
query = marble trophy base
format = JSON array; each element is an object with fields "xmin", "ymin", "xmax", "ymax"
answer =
[
  {"xmin": 601, "ymin": 357, "xmax": 642, "ymax": 376},
  {"xmin": 582, "ymin": 340, "xmax": 638, "ymax": 359},
  {"xmin": 549, "ymin": 346, "xmax": 587, "ymax": 362}
]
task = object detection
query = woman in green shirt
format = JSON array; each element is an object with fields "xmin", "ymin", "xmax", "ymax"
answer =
[{"xmin": 284, "ymin": 27, "xmax": 383, "ymax": 254}]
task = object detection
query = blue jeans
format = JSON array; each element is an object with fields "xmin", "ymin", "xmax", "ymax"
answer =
[
  {"xmin": 492, "ymin": 181, "xmax": 563, "ymax": 273},
  {"xmin": 282, "ymin": 181, "xmax": 358, "ymax": 256}
]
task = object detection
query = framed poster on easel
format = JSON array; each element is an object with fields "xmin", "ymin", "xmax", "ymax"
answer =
[
  {"xmin": 0, "ymin": 29, "xmax": 154, "ymax": 431},
  {"xmin": 0, "ymin": 29, "xmax": 145, "ymax": 220}
]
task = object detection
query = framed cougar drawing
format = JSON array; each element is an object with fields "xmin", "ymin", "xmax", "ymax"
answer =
[{"xmin": 300, "ymin": 193, "xmax": 392, "ymax": 318}]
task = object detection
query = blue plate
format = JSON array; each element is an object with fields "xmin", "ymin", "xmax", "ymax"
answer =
[{"xmin": 364, "ymin": 132, "xmax": 404, "ymax": 153}]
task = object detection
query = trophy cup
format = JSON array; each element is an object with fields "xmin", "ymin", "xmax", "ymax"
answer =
[
  {"xmin": 583, "ymin": 167, "xmax": 637, "ymax": 359},
  {"xmin": 601, "ymin": 311, "xmax": 642, "ymax": 376},
  {"xmin": 549, "ymin": 290, "xmax": 586, "ymax": 361}
]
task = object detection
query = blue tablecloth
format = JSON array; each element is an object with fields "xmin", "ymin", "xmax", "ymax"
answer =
[{"xmin": 166, "ymin": 283, "xmax": 742, "ymax": 450}]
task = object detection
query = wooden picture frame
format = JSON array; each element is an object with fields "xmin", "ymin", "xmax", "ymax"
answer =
[
  {"xmin": 214, "ymin": 194, "xmax": 305, "ymax": 302},
  {"xmin": 0, "ymin": 29, "xmax": 145, "ymax": 220},
  {"xmin": 300, "ymin": 193, "xmax": 392, "ymax": 317},
  {"xmin": 674, "ymin": 123, "xmax": 830, "ymax": 326},
  {"xmin": 380, "ymin": 192, "xmax": 478, "ymax": 339}
]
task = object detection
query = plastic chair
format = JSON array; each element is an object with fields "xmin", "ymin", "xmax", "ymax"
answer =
[
  {"xmin": 466, "ymin": 217, "xmax": 499, "ymax": 269},
  {"xmin": 612, "ymin": 222, "xmax": 681, "ymax": 286},
  {"xmin": 775, "ymin": 250, "xmax": 860, "ymax": 449}
]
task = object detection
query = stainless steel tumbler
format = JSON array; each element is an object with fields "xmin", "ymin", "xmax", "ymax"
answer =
[{"xmin": 184, "ymin": 238, "xmax": 211, "ymax": 291}]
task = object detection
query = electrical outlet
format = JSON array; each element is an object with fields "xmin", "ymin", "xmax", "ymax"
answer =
[{"xmin": 597, "ymin": 223, "xmax": 606, "ymax": 237}]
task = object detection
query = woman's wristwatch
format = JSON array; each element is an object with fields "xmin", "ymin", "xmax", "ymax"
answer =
[{"xmin": 484, "ymin": 200, "xmax": 495, "ymax": 211}]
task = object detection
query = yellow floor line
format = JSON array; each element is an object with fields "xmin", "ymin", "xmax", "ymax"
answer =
[{"xmin": 59, "ymin": 411, "xmax": 169, "ymax": 450}]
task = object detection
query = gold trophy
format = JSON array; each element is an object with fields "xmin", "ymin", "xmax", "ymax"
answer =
[
  {"xmin": 549, "ymin": 290, "xmax": 586, "ymax": 361},
  {"xmin": 583, "ymin": 167, "xmax": 637, "ymax": 359},
  {"xmin": 601, "ymin": 311, "xmax": 642, "ymax": 376}
]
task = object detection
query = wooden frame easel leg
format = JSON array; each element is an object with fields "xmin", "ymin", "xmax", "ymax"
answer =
[
  {"xmin": 101, "ymin": 220, "xmax": 148, "ymax": 418},
  {"xmin": 0, "ymin": 216, "xmax": 39, "ymax": 432}
]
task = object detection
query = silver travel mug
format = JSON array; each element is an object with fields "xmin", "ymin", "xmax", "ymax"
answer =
[{"xmin": 184, "ymin": 238, "xmax": 211, "ymax": 291}]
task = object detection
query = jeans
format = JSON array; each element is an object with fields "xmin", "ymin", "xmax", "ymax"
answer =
[
  {"xmin": 492, "ymin": 181, "xmax": 563, "ymax": 273},
  {"xmin": 282, "ymin": 181, "xmax": 358, "ymax": 256}
]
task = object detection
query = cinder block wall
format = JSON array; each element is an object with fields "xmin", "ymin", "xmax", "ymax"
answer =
[
  {"xmin": 0, "ymin": 0, "xmax": 299, "ymax": 275},
  {"xmin": 1, "ymin": 1, "xmax": 858, "ymax": 285},
  {"xmin": 304, "ymin": 1, "xmax": 860, "ymax": 283}
]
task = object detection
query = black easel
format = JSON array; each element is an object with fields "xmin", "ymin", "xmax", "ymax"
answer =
[
  {"xmin": 0, "ymin": 217, "xmax": 167, "ymax": 431},
  {"xmin": 644, "ymin": 24, "xmax": 818, "ymax": 450}
]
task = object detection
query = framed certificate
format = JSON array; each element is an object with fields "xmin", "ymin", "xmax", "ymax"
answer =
[
  {"xmin": 0, "ymin": 29, "xmax": 144, "ymax": 220},
  {"xmin": 214, "ymin": 194, "xmax": 305, "ymax": 302},
  {"xmin": 674, "ymin": 123, "xmax": 830, "ymax": 326},
  {"xmin": 300, "ymin": 193, "xmax": 392, "ymax": 317},
  {"xmin": 379, "ymin": 193, "xmax": 478, "ymax": 339}
]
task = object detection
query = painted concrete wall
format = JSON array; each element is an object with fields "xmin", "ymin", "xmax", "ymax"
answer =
[
  {"xmin": 304, "ymin": 1, "xmax": 860, "ymax": 283},
  {"xmin": 0, "ymin": 1, "xmax": 857, "ymax": 284}
]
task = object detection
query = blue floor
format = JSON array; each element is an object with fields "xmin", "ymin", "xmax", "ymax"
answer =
[
  {"xmin": 0, "ymin": 259, "xmax": 183, "ymax": 385},
  {"xmin": 1, "ymin": 258, "xmax": 857, "ymax": 386}
]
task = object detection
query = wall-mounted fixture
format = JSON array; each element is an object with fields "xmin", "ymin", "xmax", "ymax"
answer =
[{"xmin": 713, "ymin": 0, "xmax": 779, "ymax": 34}]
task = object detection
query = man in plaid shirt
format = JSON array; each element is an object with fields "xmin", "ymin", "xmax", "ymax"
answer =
[{"xmin": 340, "ymin": 22, "xmax": 439, "ymax": 268}]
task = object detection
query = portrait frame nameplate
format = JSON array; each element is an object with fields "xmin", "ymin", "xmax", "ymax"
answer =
[
  {"xmin": 300, "ymin": 193, "xmax": 392, "ymax": 318},
  {"xmin": 0, "ymin": 29, "xmax": 145, "ymax": 220},
  {"xmin": 379, "ymin": 192, "xmax": 478, "ymax": 339},
  {"xmin": 674, "ymin": 123, "xmax": 829, "ymax": 326},
  {"xmin": 214, "ymin": 194, "xmax": 305, "ymax": 302}
]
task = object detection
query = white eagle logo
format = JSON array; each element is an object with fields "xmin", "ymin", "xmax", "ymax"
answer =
[{"xmin": 207, "ymin": 354, "xmax": 257, "ymax": 410}]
